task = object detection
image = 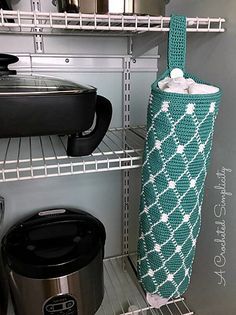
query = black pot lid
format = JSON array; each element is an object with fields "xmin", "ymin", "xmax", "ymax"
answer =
[
  {"xmin": 0, "ymin": 74, "xmax": 96, "ymax": 95},
  {"xmin": 2, "ymin": 208, "xmax": 106, "ymax": 279},
  {"xmin": 0, "ymin": 54, "xmax": 96, "ymax": 96}
]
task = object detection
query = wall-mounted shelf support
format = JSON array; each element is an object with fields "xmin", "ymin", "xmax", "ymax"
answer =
[
  {"xmin": 122, "ymin": 57, "xmax": 132, "ymax": 258},
  {"xmin": 30, "ymin": 1, "xmax": 44, "ymax": 53}
]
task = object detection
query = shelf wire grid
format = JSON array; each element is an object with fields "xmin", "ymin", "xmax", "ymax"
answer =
[
  {"xmin": 0, "ymin": 10, "xmax": 225, "ymax": 35},
  {"xmin": 0, "ymin": 126, "xmax": 146, "ymax": 182},
  {"xmin": 97, "ymin": 255, "xmax": 194, "ymax": 315}
]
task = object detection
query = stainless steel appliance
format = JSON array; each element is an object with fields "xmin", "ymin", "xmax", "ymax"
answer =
[
  {"xmin": 55, "ymin": 0, "xmax": 169, "ymax": 15},
  {"xmin": 1, "ymin": 208, "xmax": 106, "ymax": 315}
]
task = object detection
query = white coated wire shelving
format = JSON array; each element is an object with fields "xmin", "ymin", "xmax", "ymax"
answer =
[
  {"xmin": 0, "ymin": 10, "xmax": 225, "ymax": 35},
  {"xmin": 0, "ymin": 126, "xmax": 145, "ymax": 182},
  {"xmin": 97, "ymin": 256, "xmax": 194, "ymax": 315}
]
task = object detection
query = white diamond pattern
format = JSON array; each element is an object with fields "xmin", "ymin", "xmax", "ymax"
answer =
[{"xmin": 138, "ymin": 96, "xmax": 219, "ymax": 299}]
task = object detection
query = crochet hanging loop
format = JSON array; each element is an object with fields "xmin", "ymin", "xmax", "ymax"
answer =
[{"xmin": 168, "ymin": 15, "xmax": 187, "ymax": 74}]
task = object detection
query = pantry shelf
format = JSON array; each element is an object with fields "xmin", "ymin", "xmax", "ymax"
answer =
[
  {"xmin": 0, "ymin": 10, "xmax": 225, "ymax": 35},
  {"xmin": 0, "ymin": 126, "xmax": 145, "ymax": 182},
  {"xmin": 97, "ymin": 255, "xmax": 194, "ymax": 315}
]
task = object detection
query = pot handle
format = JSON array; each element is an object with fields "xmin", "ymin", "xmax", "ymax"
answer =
[
  {"xmin": 0, "ymin": 54, "xmax": 18, "ymax": 75},
  {"xmin": 67, "ymin": 95, "xmax": 112, "ymax": 157}
]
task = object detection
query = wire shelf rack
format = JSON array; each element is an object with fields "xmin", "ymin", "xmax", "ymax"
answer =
[
  {"xmin": 0, "ymin": 126, "xmax": 145, "ymax": 182},
  {"xmin": 0, "ymin": 10, "xmax": 225, "ymax": 35},
  {"xmin": 98, "ymin": 255, "xmax": 194, "ymax": 315}
]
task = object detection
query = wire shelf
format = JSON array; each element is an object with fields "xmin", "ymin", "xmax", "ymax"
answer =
[
  {"xmin": 98, "ymin": 255, "xmax": 194, "ymax": 315},
  {"xmin": 0, "ymin": 10, "xmax": 225, "ymax": 35},
  {"xmin": 0, "ymin": 126, "xmax": 145, "ymax": 182}
]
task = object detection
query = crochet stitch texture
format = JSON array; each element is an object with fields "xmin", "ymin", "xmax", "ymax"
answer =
[{"xmin": 137, "ymin": 15, "xmax": 222, "ymax": 299}]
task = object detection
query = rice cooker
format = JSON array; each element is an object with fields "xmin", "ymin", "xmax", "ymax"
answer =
[{"xmin": 1, "ymin": 208, "xmax": 106, "ymax": 315}]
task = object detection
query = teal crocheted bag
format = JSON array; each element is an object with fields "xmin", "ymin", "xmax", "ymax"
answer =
[{"xmin": 137, "ymin": 15, "xmax": 222, "ymax": 299}]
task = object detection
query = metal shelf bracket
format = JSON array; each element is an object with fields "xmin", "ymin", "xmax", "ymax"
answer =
[
  {"xmin": 122, "ymin": 57, "xmax": 132, "ymax": 258},
  {"xmin": 31, "ymin": 0, "xmax": 44, "ymax": 53}
]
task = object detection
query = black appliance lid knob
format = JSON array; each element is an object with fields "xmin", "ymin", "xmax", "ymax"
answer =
[{"xmin": 0, "ymin": 54, "xmax": 18, "ymax": 76}]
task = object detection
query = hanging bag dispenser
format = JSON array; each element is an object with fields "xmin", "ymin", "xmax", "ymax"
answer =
[{"xmin": 137, "ymin": 15, "xmax": 222, "ymax": 306}]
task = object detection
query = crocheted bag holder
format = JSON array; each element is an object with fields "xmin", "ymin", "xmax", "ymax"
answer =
[{"xmin": 137, "ymin": 15, "xmax": 222, "ymax": 299}]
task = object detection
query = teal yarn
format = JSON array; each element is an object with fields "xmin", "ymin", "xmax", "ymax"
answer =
[
  {"xmin": 168, "ymin": 15, "xmax": 186, "ymax": 73},
  {"xmin": 137, "ymin": 15, "xmax": 222, "ymax": 299}
]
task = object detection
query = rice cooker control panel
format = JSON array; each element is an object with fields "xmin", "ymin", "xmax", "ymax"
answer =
[{"xmin": 44, "ymin": 294, "xmax": 77, "ymax": 315}]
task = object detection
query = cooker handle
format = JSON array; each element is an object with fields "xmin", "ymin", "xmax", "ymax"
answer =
[
  {"xmin": 0, "ymin": 54, "xmax": 18, "ymax": 75},
  {"xmin": 67, "ymin": 95, "xmax": 112, "ymax": 157}
]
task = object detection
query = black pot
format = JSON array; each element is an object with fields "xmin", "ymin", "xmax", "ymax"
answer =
[{"xmin": 0, "ymin": 54, "xmax": 112, "ymax": 157}]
